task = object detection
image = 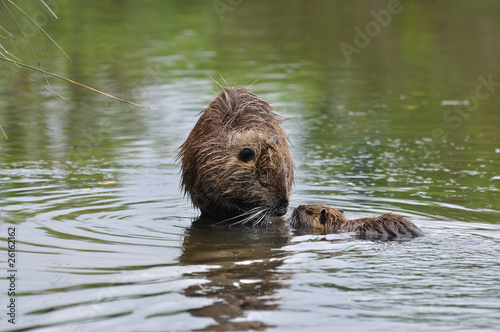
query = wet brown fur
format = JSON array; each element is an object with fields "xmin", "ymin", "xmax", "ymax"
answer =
[
  {"xmin": 290, "ymin": 205, "xmax": 424, "ymax": 238},
  {"xmin": 177, "ymin": 86, "xmax": 295, "ymax": 224}
]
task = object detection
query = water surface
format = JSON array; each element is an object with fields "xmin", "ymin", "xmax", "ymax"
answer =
[{"xmin": 1, "ymin": 1, "xmax": 500, "ymax": 331}]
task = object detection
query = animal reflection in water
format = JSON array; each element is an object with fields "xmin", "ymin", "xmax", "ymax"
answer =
[{"xmin": 178, "ymin": 218, "xmax": 292, "ymax": 330}]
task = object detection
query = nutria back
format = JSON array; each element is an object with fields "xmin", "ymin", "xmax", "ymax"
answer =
[
  {"xmin": 290, "ymin": 205, "xmax": 424, "ymax": 239},
  {"xmin": 177, "ymin": 87, "xmax": 295, "ymax": 224}
]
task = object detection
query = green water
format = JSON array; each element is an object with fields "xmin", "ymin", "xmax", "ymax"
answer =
[{"xmin": 1, "ymin": 1, "xmax": 500, "ymax": 331}]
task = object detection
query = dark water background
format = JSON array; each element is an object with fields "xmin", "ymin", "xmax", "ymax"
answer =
[{"xmin": 1, "ymin": 1, "xmax": 500, "ymax": 331}]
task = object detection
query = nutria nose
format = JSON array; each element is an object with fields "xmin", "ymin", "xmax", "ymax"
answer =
[
  {"xmin": 275, "ymin": 199, "xmax": 289, "ymax": 216},
  {"xmin": 275, "ymin": 207, "xmax": 287, "ymax": 217}
]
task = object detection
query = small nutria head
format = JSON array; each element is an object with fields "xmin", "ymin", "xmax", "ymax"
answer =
[
  {"xmin": 290, "ymin": 205, "xmax": 347, "ymax": 231},
  {"xmin": 177, "ymin": 86, "xmax": 295, "ymax": 225}
]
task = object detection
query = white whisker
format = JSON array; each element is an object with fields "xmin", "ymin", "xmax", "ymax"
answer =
[
  {"xmin": 208, "ymin": 205, "xmax": 277, "ymax": 227},
  {"xmin": 289, "ymin": 214, "xmax": 298, "ymax": 228},
  {"xmin": 210, "ymin": 207, "xmax": 263, "ymax": 226},
  {"xmin": 234, "ymin": 208, "xmax": 267, "ymax": 226},
  {"xmin": 252, "ymin": 209, "xmax": 272, "ymax": 227}
]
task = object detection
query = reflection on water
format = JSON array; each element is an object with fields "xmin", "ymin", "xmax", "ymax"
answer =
[
  {"xmin": 1, "ymin": 0, "xmax": 500, "ymax": 331},
  {"xmin": 278, "ymin": 220, "xmax": 500, "ymax": 332},
  {"xmin": 179, "ymin": 220, "xmax": 291, "ymax": 331}
]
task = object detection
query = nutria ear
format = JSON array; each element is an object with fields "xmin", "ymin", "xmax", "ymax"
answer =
[
  {"xmin": 238, "ymin": 148, "xmax": 255, "ymax": 163},
  {"xmin": 320, "ymin": 209, "xmax": 327, "ymax": 224},
  {"xmin": 338, "ymin": 209, "xmax": 344, "ymax": 214}
]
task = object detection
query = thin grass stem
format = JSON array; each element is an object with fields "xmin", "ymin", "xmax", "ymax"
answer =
[
  {"xmin": 5, "ymin": 0, "xmax": 70, "ymax": 62},
  {"xmin": 0, "ymin": 56, "xmax": 158, "ymax": 110}
]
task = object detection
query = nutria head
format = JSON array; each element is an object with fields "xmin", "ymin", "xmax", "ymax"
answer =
[
  {"xmin": 177, "ymin": 86, "xmax": 295, "ymax": 225},
  {"xmin": 290, "ymin": 205, "xmax": 347, "ymax": 231}
]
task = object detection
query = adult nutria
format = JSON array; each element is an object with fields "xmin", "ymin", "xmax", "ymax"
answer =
[
  {"xmin": 177, "ymin": 86, "xmax": 295, "ymax": 225},
  {"xmin": 290, "ymin": 205, "xmax": 424, "ymax": 238}
]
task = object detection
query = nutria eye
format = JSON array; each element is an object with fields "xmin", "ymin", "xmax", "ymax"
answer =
[
  {"xmin": 238, "ymin": 148, "xmax": 255, "ymax": 163},
  {"xmin": 273, "ymin": 135, "xmax": 279, "ymax": 145},
  {"xmin": 320, "ymin": 209, "xmax": 327, "ymax": 224},
  {"xmin": 259, "ymin": 180, "xmax": 268, "ymax": 188}
]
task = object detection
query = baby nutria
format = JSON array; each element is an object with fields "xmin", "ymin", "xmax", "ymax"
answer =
[
  {"xmin": 177, "ymin": 86, "xmax": 295, "ymax": 225},
  {"xmin": 290, "ymin": 205, "xmax": 424, "ymax": 238}
]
